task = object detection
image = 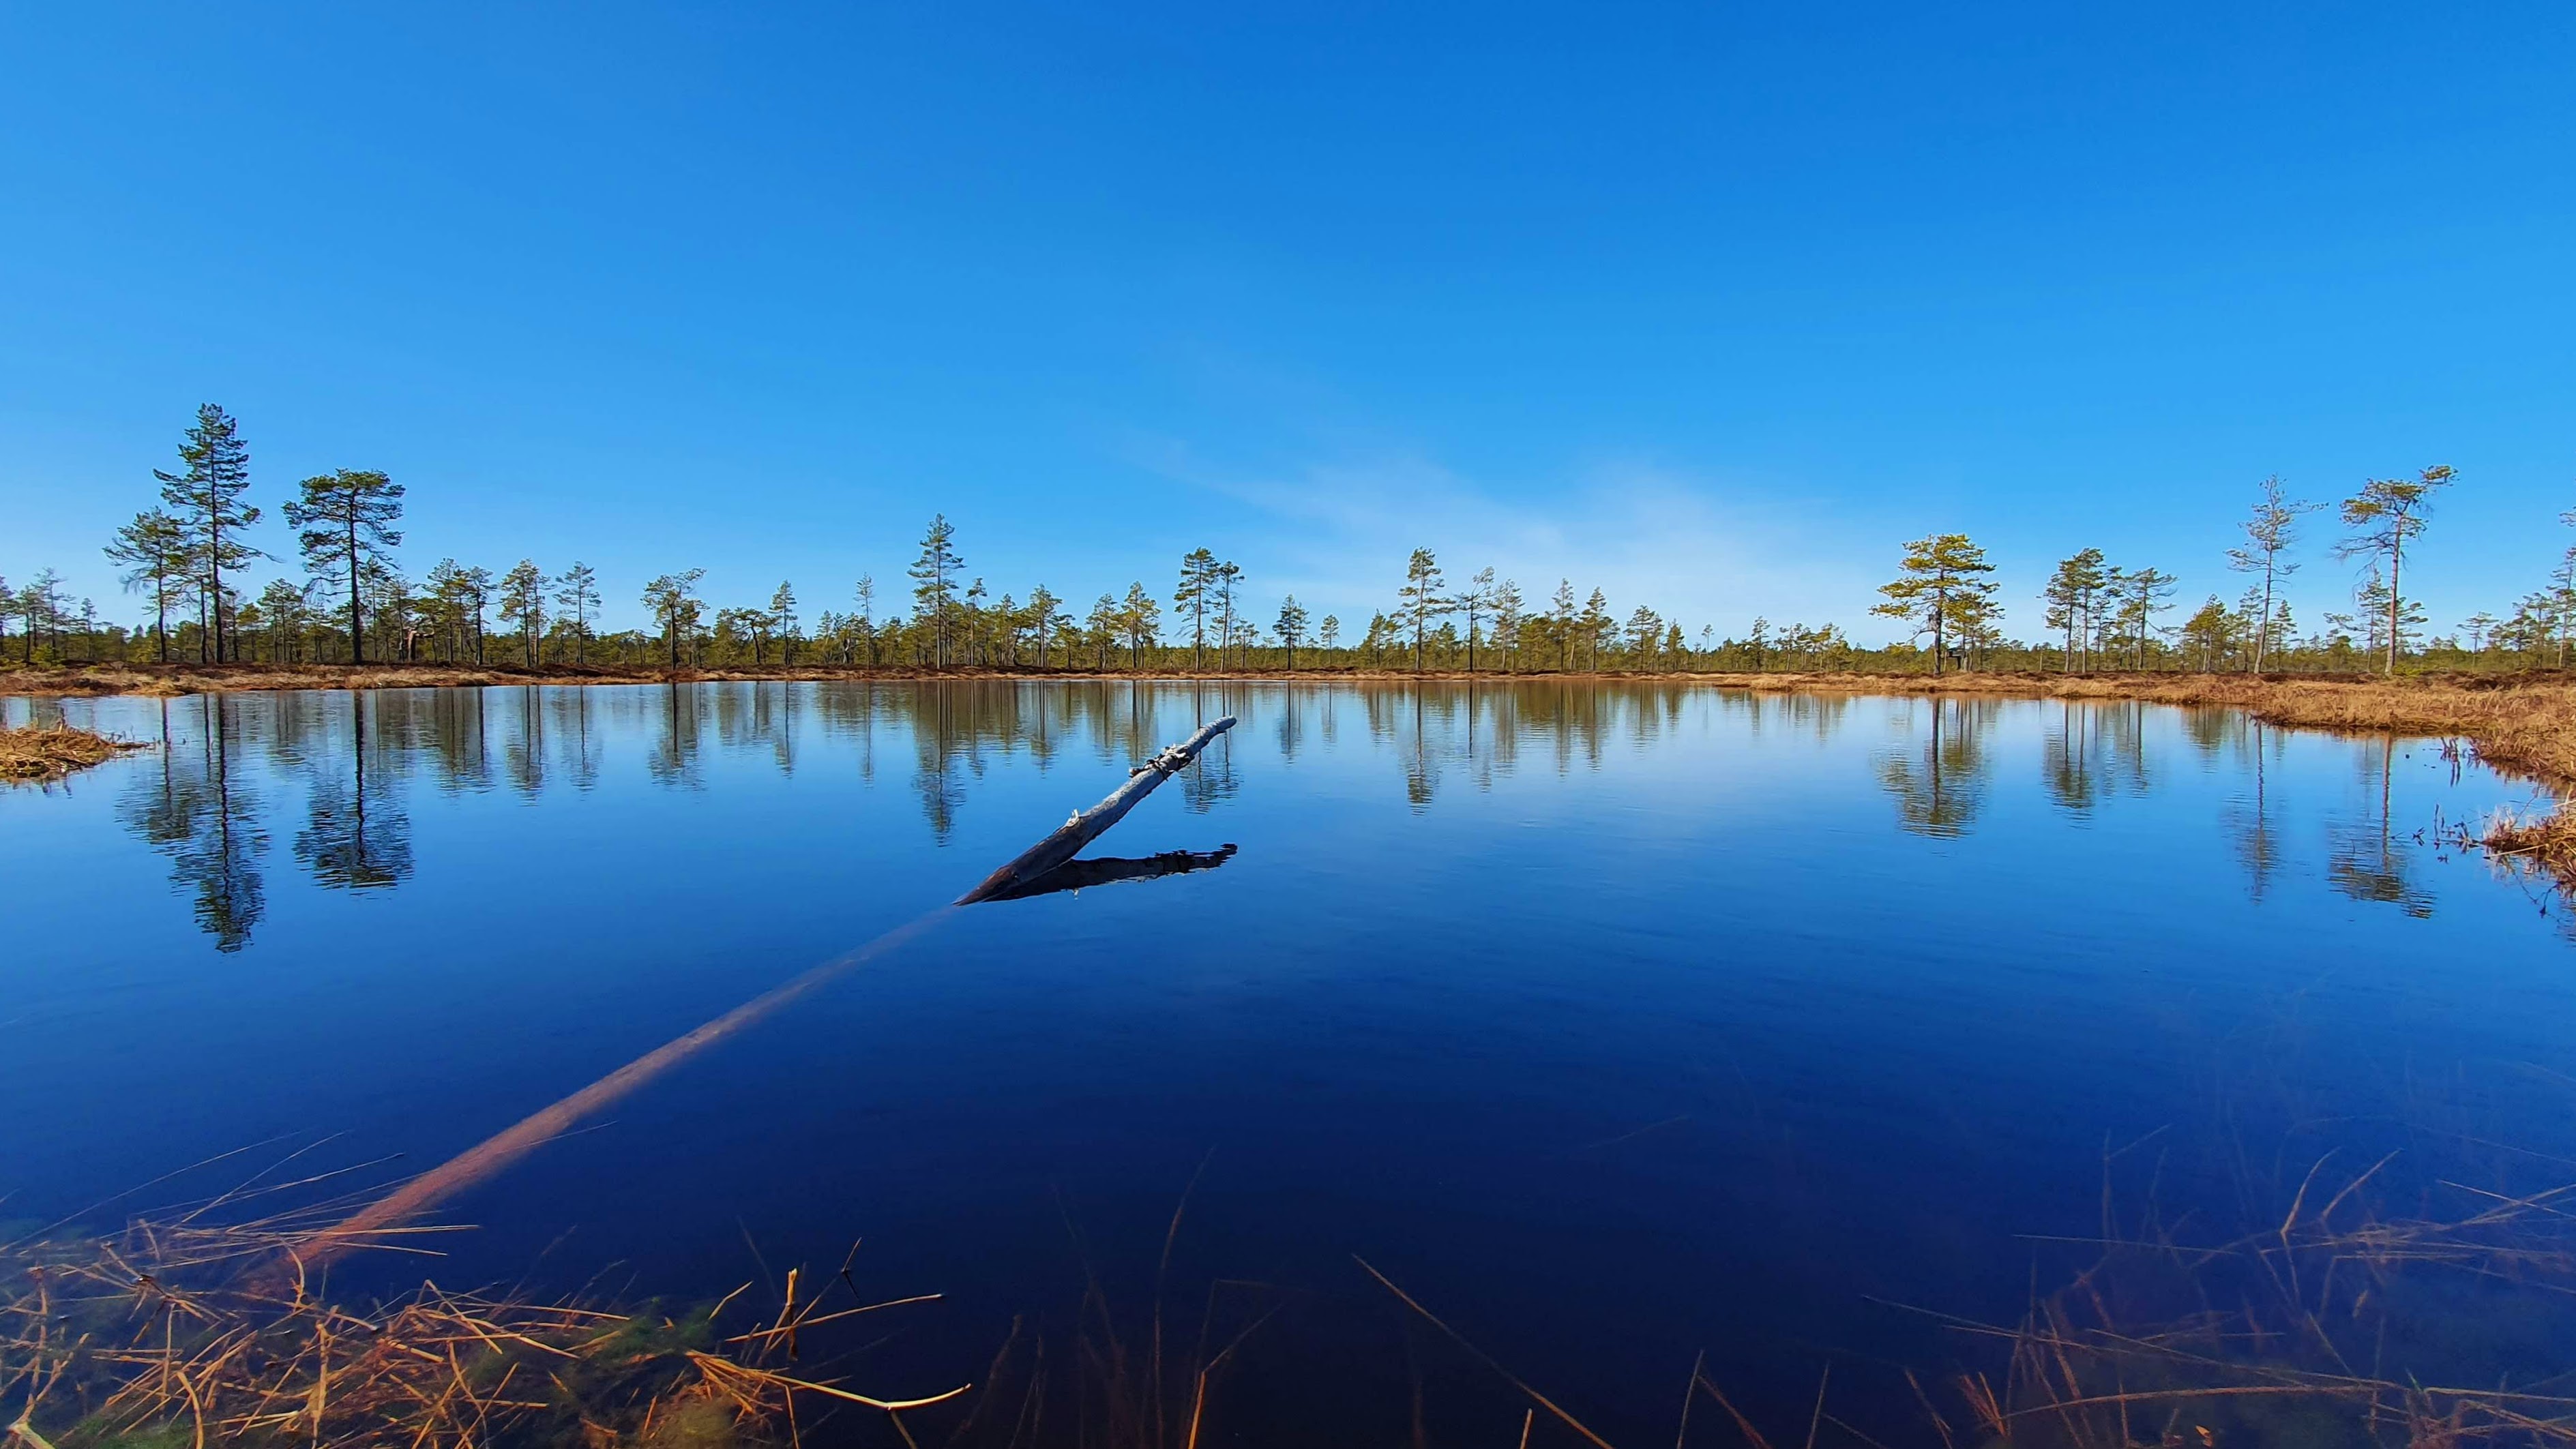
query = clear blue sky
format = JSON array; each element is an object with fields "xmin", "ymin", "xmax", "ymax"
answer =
[{"xmin": 5, "ymin": 3, "xmax": 2570, "ymax": 641}]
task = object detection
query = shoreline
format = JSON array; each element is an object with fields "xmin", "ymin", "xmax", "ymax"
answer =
[{"xmin": 6, "ymin": 657, "xmax": 2573, "ymax": 695}]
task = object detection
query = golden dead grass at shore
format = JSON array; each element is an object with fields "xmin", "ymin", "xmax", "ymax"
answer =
[
  {"xmin": 1, "ymin": 1208, "xmax": 964, "ymax": 1448},
  {"xmin": 0, "ymin": 723, "xmax": 140, "ymax": 784},
  {"xmin": 0, "ymin": 1171, "xmax": 1291, "ymax": 1449}
]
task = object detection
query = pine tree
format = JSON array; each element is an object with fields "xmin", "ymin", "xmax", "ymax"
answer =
[
  {"xmin": 104, "ymin": 509, "xmax": 192, "ymax": 662},
  {"xmin": 1275, "ymin": 595, "xmax": 1309, "ymax": 669},
  {"xmin": 499, "ymin": 561, "xmax": 548, "ymax": 665},
  {"xmin": 1087, "ymin": 593, "xmax": 1119, "ymax": 670},
  {"xmin": 1871, "ymin": 534, "xmax": 1997, "ymax": 675},
  {"xmin": 2227, "ymin": 475, "xmax": 2320, "ymax": 673},
  {"xmin": 155, "ymin": 404, "xmax": 261, "ymax": 663},
  {"xmin": 1457, "ymin": 567, "xmax": 1496, "ymax": 672},
  {"xmin": 1174, "ymin": 548, "xmax": 1219, "ymax": 670},
  {"xmin": 641, "ymin": 569, "xmax": 707, "ymax": 665},
  {"xmin": 2182, "ymin": 595, "xmax": 2234, "ymax": 672},
  {"xmin": 1025, "ymin": 585, "xmax": 1061, "ymax": 668},
  {"xmin": 555, "ymin": 563, "xmax": 600, "ymax": 664},
  {"xmin": 1578, "ymin": 589, "xmax": 1611, "ymax": 671},
  {"xmin": 1549, "ymin": 580, "xmax": 1578, "ymax": 670},
  {"xmin": 18, "ymin": 570, "xmax": 66, "ymax": 663},
  {"xmin": 962, "ymin": 577, "xmax": 990, "ymax": 666},
  {"xmin": 853, "ymin": 574, "xmax": 879, "ymax": 666},
  {"xmin": 257, "ymin": 579, "xmax": 310, "ymax": 663},
  {"xmin": 1625, "ymin": 604, "xmax": 1662, "ymax": 666},
  {"xmin": 1490, "ymin": 579, "xmax": 1524, "ymax": 672},
  {"xmin": 1121, "ymin": 582, "xmax": 1160, "ymax": 668},
  {"xmin": 1213, "ymin": 561, "xmax": 1243, "ymax": 671},
  {"xmin": 1397, "ymin": 549, "xmax": 1445, "ymax": 671},
  {"xmin": 460, "ymin": 566, "xmax": 494, "ymax": 663},
  {"xmin": 2042, "ymin": 549, "xmax": 2107, "ymax": 674},
  {"xmin": 2120, "ymin": 567, "xmax": 2177, "ymax": 668},
  {"xmin": 769, "ymin": 580, "xmax": 799, "ymax": 664},
  {"xmin": 2335, "ymin": 466, "xmax": 2455, "ymax": 674},
  {"xmin": 910, "ymin": 516, "xmax": 963, "ymax": 667},
  {"xmin": 284, "ymin": 468, "xmax": 405, "ymax": 664}
]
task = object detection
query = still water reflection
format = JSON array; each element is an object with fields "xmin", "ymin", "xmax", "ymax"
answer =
[{"xmin": 2, "ymin": 681, "xmax": 2567, "ymax": 1439}]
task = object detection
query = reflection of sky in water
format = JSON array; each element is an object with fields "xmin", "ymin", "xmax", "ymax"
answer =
[{"xmin": 2, "ymin": 681, "xmax": 2568, "ymax": 1441}]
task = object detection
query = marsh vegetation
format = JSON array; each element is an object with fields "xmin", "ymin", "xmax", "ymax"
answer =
[{"xmin": 0, "ymin": 721, "xmax": 133, "ymax": 784}]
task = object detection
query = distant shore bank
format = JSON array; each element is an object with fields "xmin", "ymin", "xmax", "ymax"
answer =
[{"xmin": 6, "ymin": 657, "xmax": 2573, "ymax": 699}]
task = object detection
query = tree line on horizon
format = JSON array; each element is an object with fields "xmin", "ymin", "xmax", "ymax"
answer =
[{"xmin": 8, "ymin": 404, "xmax": 2571, "ymax": 678}]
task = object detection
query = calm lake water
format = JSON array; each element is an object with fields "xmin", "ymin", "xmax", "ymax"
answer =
[{"xmin": 4, "ymin": 681, "xmax": 2571, "ymax": 1441}]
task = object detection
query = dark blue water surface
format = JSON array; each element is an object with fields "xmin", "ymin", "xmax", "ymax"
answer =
[{"xmin": 3, "ymin": 681, "xmax": 2570, "ymax": 1441}]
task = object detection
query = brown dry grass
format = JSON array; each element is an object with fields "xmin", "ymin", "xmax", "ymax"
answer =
[
  {"xmin": 0, "ymin": 723, "xmax": 140, "ymax": 784},
  {"xmin": 1, "ymin": 1205, "xmax": 964, "ymax": 1448}
]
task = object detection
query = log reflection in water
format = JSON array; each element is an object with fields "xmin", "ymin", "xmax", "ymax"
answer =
[{"xmin": 978, "ymin": 843, "xmax": 1239, "ymax": 902}]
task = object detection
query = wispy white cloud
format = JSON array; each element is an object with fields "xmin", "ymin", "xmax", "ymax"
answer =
[{"xmin": 1122, "ymin": 436, "xmax": 1888, "ymax": 638}]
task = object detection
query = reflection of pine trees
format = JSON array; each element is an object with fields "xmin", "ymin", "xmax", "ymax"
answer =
[
  {"xmin": 2223, "ymin": 718, "xmax": 2285, "ymax": 901},
  {"xmin": 2100, "ymin": 701, "xmax": 2151, "ymax": 794},
  {"xmin": 1182, "ymin": 730, "xmax": 1241, "ymax": 813},
  {"xmin": 711, "ymin": 681, "xmax": 802, "ymax": 777},
  {"xmin": 557, "ymin": 689, "xmax": 602, "ymax": 792},
  {"xmin": 1330, "ymin": 679, "xmax": 1750, "ymax": 809},
  {"xmin": 799, "ymin": 678, "xmax": 1273, "ymax": 839},
  {"xmin": 1734, "ymin": 689, "xmax": 1850, "ymax": 744},
  {"xmin": 2328, "ymin": 736, "xmax": 2433, "ymax": 918},
  {"xmin": 428, "ymin": 688, "xmax": 494, "ymax": 794},
  {"xmin": 1877, "ymin": 696, "xmax": 1996, "ymax": 838},
  {"xmin": 1274, "ymin": 688, "xmax": 1305, "ymax": 764},
  {"xmin": 503, "ymin": 686, "xmax": 548, "ymax": 797},
  {"xmin": 647, "ymin": 683, "xmax": 705, "ymax": 791},
  {"xmin": 293, "ymin": 693, "xmax": 413, "ymax": 891},
  {"xmin": 1174, "ymin": 683, "xmax": 1241, "ymax": 814},
  {"xmin": 2042, "ymin": 699, "xmax": 2155, "ymax": 820},
  {"xmin": 2044, "ymin": 702, "xmax": 2101, "ymax": 814},
  {"xmin": 121, "ymin": 700, "xmax": 206, "ymax": 855},
  {"xmin": 118, "ymin": 696, "xmax": 269, "ymax": 951}
]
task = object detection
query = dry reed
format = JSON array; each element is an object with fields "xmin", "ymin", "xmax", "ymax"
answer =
[
  {"xmin": 1349, "ymin": 1145, "xmax": 2576, "ymax": 1449},
  {"xmin": 1897, "ymin": 1161, "xmax": 2576, "ymax": 1449},
  {"xmin": 0, "ymin": 1201, "xmax": 965, "ymax": 1448},
  {"xmin": 0, "ymin": 723, "xmax": 138, "ymax": 784}
]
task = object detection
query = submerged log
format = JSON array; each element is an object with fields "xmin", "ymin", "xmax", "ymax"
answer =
[{"xmin": 956, "ymin": 715, "xmax": 1238, "ymax": 904}]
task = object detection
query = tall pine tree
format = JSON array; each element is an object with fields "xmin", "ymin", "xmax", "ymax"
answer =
[
  {"xmin": 284, "ymin": 468, "xmax": 405, "ymax": 663},
  {"xmin": 155, "ymin": 404, "xmax": 260, "ymax": 662}
]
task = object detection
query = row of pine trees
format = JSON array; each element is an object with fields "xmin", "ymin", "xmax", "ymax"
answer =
[{"xmin": 8, "ymin": 406, "xmax": 2570, "ymax": 676}]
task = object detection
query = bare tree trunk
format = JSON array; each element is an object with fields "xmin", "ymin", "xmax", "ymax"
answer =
[{"xmin": 2386, "ymin": 540, "xmax": 2403, "ymax": 674}]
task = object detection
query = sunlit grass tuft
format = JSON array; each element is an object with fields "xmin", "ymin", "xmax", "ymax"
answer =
[{"xmin": 0, "ymin": 1204, "xmax": 963, "ymax": 1448}]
